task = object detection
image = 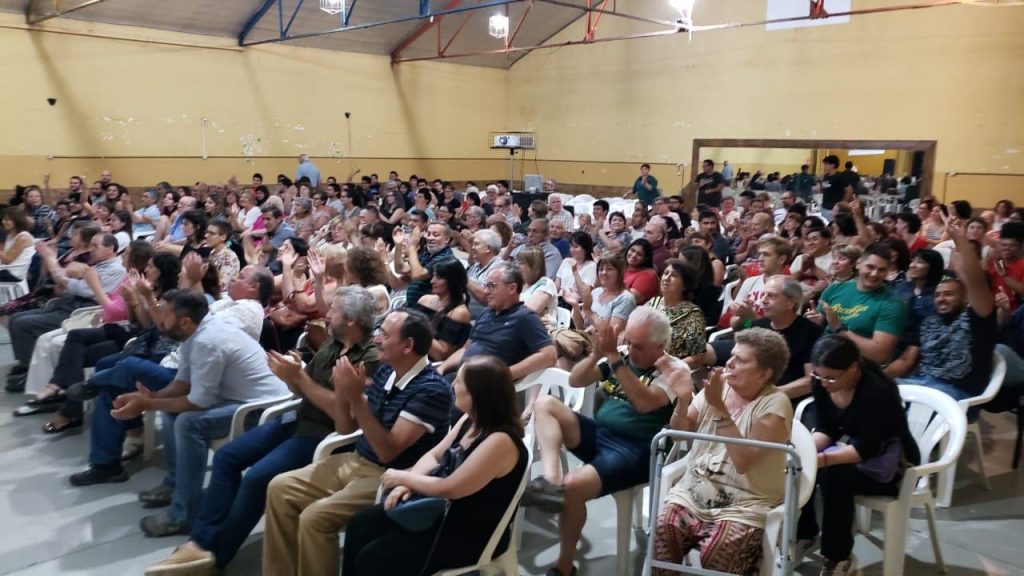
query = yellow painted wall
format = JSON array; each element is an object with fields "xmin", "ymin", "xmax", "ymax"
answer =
[
  {"xmin": 507, "ymin": 0, "xmax": 1024, "ymax": 207},
  {"xmin": 0, "ymin": 13, "xmax": 508, "ymax": 189}
]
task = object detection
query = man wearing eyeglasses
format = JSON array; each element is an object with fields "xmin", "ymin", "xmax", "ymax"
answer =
[{"xmin": 437, "ymin": 264, "xmax": 555, "ymax": 383}]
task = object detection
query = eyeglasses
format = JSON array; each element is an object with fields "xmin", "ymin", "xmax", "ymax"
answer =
[
  {"xmin": 811, "ymin": 366, "xmax": 850, "ymax": 386},
  {"xmin": 484, "ymin": 281, "xmax": 508, "ymax": 291}
]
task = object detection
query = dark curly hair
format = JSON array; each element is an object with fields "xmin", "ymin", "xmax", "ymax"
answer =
[{"xmin": 345, "ymin": 245, "xmax": 388, "ymax": 287}]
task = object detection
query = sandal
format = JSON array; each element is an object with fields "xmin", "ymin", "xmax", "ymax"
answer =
[
  {"xmin": 13, "ymin": 403, "xmax": 61, "ymax": 417},
  {"xmin": 42, "ymin": 418, "xmax": 83, "ymax": 434},
  {"xmin": 26, "ymin": 388, "xmax": 66, "ymax": 407}
]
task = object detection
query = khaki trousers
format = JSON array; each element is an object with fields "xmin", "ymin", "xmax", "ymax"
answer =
[{"xmin": 262, "ymin": 452, "xmax": 384, "ymax": 576}]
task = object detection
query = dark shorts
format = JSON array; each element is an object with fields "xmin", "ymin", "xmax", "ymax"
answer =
[{"xmin": 569, "ymin": 413, "xmax": 652, "ymax": 497}]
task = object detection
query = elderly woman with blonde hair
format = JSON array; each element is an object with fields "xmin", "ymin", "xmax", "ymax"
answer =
[{"xmin": 654, "ymin": 327, "xmax": 793, "ymax": 575}]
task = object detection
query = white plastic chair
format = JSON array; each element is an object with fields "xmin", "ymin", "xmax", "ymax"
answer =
[
  {"xmin": 433, "ymin": 449, "xmax": 534, "ymax": 576},
  {"xmin": 314, "ymin": 430, "xmax": 364, "ymax": 462},
  {"xmin": 854, "ymin": 385, "xmax": 967, "ymax": 576},
  {"xmin": 208, "ymin": 393, "xmax": 296, "ymax": 451},
  {"xmin": 708, "ymin": 328, "xmax": 733, "ymax": 342},
  {"xmin": 259, "ymin": 397, "xmax": 303, "ymax": 425},
  {"xmin": 934, "ymin": 351, "xmax": 1006, "ymax": 508}
]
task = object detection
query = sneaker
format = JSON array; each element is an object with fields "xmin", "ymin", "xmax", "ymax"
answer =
[
  {"xmin": 819, "ymin": 557, "xmax": 856, "ymax": 576},
  {"xmin": 520, "ymin": 477, "xmax": 566, "ymax": 513},
  {"xmin": 145, "ymin": 544, "xmax": 215, "ymax": 575},
  {"xmin": 70, "ymin": 465, "xmax": 129, "ymax": 486},
  {"xmin": 65, "ymin": 380, "xmax": 99, "ymax": 402},
  {"xmin": 139, "ymin": 484, "xmax": 174, "ymax": 507},
  {"xmin": 122, "ymin": 436, "xmax": 145, "ymax": 461},
  {"xmin": 141, "ymin": 513, "xmax": 189, "ymax": 538},
  {"xmin": 4, "ymin": 376, "xmax": 26, "ymax": 393}
]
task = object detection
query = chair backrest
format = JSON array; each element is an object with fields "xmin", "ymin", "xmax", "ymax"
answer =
[
  {"xmin": 721, "ymin": 278, "xmax": 741, "ymax": 312},
  {"xmin": 708, "ymin": 328, "xmax": 733, "ymax": 342},
  {"xmin": 963, "ymin": 351, "xmax": 1006, "ymax": 409},
  {"xmin": 555, "ymin": 306, "xmax": 572, "ymax": 330},
  {"xmin": 899, "ymin": 384, "xmax": 968, "ymax": 485},
  {"xmin": 471, "ymin": 446, "xmax": 534, "ymax": 566},
  {"xmin": 523, "ymin": 368, "xmax": 584, "ymax": 448},
  {"xmin": 790, "ymin": 421, "xmax": 818, "ymax": 507}
]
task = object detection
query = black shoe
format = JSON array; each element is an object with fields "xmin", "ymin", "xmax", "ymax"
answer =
[
  {"xmin": 70, "ymin": 465, "xmax": 128, "ymax": 486},
  {"xmin": 545, "ymin": 567, "xmax": 578, "ymax": 576},
  {"xmin": 139, "ymin": 484, "xmax": 174, "ymax": 507},
  {"xmin": 66, "ymin": 381, "xmax": 99, "ymax": 402},
  {"xmin": 140, "ymin": 513, "xmax": 189, "ymax": 538},
  {"xmin": 7, "ymin": 364, "xmax": 28, "ymax": 378},
  {"xmin": 520, "ymin": 477, "xmax": 566, "ymax": 513},
  {"xmin": 4, "ymin": 376, "xmax": 26, "ymax": 393}
]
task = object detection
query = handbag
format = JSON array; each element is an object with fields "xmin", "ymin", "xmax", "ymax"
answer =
[
  {"xmin": 385, "ymin": 496, "xmax": 450, "ymax": 532},
  {"xmin": 384, "ymin": 428, "xmax": 475, "ymax": 532},
  {"xmin": 856, "ymin": 437, "xmax": 906, "ymax": 484}
]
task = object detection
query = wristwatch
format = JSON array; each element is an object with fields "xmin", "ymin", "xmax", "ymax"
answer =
[{"xmin": 609, "ymin": 358, "xmax": 627, "ymax": 372}]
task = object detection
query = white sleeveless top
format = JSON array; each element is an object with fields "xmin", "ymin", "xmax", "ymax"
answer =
[{"xmin": 0, "ymin": 231, "xmax": 36, "ymax": 280}]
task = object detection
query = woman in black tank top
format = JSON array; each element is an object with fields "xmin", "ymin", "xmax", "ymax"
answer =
[{"xmin": 342, "ymin": 355, "xmax": 528, "ymax": 576}]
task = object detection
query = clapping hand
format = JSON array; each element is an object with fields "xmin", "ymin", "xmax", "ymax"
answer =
[
  {"xmin": 592, "ymin": 317, "xmax": 620, "ymax": 359},
  {"xmin": 666, "ymin": 364, "xmax": 695, "ymax": 402},
  {"xmin": 181, "ymin": 252, "xmax": 208, "ymax": 286},
  {"xmin": 821, "ymin": 301, "xmax": 842, "ymax": 331},
  {"xmin": 267, "ymin": 350, "xmax": 304, "ymax": 392},
  {"xmin": 731, "ymin": 297, "xmax": 756, "ymax": 321},
  {"xmin": 279, "ymin": 241, "xmax": 298, "ymax": 270},
  {"xmin": 111, "ymin": 383, "xmax": 154, "ymax": 420},
  {"xmin": 307, "ymin": 247, "xmax": 325, "ymax": 281},
  {"xmin": 332, "ymin": 357, "xmax": 367, "ymax": 402},
  {"xmin": 703, "ymin": 368, "xmax": 727, "ymax": 416}
]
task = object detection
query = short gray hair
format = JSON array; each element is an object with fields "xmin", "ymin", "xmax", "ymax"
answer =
[
  {"xmin": 497, "ymin": 262, "xmax": 524, "ymax": 293},
  {"xmin": 770, "ymin": 274, "xmax": 805, "ymax": 312},
  {"xmin": 474, "ymin": 229, "xmax": 502, "ymax": 253},
  {"xmin": 627, "ymin": 307, "xmax": 671, "ymax": 347},
  {"xmin": 466, "ymin": 206, "xmax": 485, "ymax": 221},
  {"xmin": 333, "ymin": 285, "xmax": 377, "ymax": 335},
  {"xmin": 734, "ymin": 327, "xmax": 790, "ymax": 385}
]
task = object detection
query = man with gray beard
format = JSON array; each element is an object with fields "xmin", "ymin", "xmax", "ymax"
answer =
[{"xmin": 395, "ymin": 221, "xmax": 455, "ymax": 311}]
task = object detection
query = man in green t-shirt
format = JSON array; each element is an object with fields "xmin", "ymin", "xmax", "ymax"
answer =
[
  {"xmin": 813, "ymin": 243, "xmax": 906, "ymax": 364},
  {"xmin": 626, "ymin": 162, "xmax": 659, "ymax": 206},
  {"xmin": 521, "ymin": 307, "xmax": 687, "ymax": 576}
]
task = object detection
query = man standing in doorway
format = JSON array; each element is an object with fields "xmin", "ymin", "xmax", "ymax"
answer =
[
  {"xmin": 695, "ymin": 159, "xmax": 726, "ymax": 208},
  {"xmin": 817, "ymin": 155, "xmax": 853, "ymax": 220},
  {"xmin": 626, "ymin": 163, "xmax": 659, "ymax": 207}
]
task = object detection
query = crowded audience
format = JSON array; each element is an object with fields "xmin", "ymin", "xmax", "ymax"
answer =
[{"xmin": 3, "ymin": 159, "xmax": 1020, "ymax": 576}]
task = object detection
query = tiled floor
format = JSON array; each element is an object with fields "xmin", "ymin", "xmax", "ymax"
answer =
[{"xmin": 1, "ymin": 340, "xmax": 1022, "ymax": 575}]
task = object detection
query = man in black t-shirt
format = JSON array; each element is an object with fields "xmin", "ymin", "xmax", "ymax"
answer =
[
  {"xmin": 817, "ymin": 155, "xmax": 853, "ymax": 219},
  {"xmin": 694, "ymin": 159, "xmax": 725, "ymax": 208},
  {"xmin": 722, "ymin": 276, "xmax": 821, "ymax": 404}
]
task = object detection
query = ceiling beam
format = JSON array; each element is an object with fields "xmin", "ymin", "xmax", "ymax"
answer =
[
  {"xmin": 239, "ymin": 0, "xmax": 522, "ymax": 48},
  {"xmin": 391, "ymin": 0, "xmax": 465, "ymax": 62},
  {"xmin": 238, "ymin": 0, "xmax": 279, "ymax": 45},
  {"xmin": 26, "ymin": 0, "xmax": 108, "ymax": 26}
]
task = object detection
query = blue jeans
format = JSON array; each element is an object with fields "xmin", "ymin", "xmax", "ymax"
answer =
[
  {"xmin": 191, "ymin": 418, "xmax": 319, "ymax": 567},
  {"xmin": 162, "ymin": 403, "xmax": 240, "ymax": 526},
  {"xmin": 89, "ymin": 356, "xmax": 177, "ymax": 467},
  {"xmin": 897, "ymin": 374, "xmax": 977, "ymax": 421}
]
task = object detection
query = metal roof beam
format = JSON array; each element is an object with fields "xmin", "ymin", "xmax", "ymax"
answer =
[
  {"xmin": 240, "ymin": 0, "xmax": 522, "ymax": 48},
  {"xmin": 26, "ymin": 0, "xmax": 108, "ymax": 26},
  {"xmin": 392, "ymin": 0, "xmax": 465, "ymax": 62},
  {"xmin": 238, "ymin": 0, "xmax": 279, "ymax": 45}
]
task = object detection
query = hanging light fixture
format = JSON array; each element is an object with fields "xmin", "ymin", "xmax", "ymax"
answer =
[
  {"xmin": 489, "ymin": 14, "xmax": 509, "ymax": 39},
  {"xmin": 320, "ymin": 0, "xmax": 345, "ymax": 16},
  {"xmin": 668, "ymin": 0, "xmax": 695, "ymax": 30}
]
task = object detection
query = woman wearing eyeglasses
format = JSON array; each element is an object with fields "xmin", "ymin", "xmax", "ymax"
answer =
[{"xmin": 798, "ymin": 335, "xmax": 920, "ymax": 576}]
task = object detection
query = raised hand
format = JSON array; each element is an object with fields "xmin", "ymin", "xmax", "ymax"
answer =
[
  {"xmin": 703, "ymin": 368, "xmax": 727, "ymax": 416},
  {"xmin": 307, "ymin": 247, "xmax": 326, "ymax": 280}
]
